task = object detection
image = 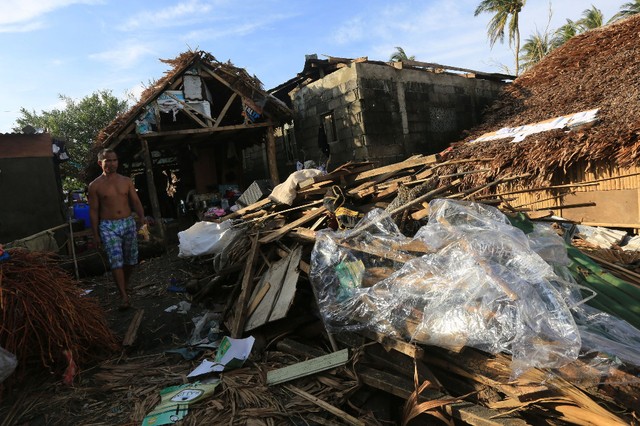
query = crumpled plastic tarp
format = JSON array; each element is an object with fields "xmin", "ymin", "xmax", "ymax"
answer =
[
  {"xmin": 178, "ymin": 220, "xmax": 239, "ymax": 258},
  {"xmin": 311, "ymin": 199, "xmax": 584, "ymax": 377},
  {"xmin": 526, "ymin": 223, "xmax": 640, "ymax": 369},
  {"xmin": 0, "ymin": 346, "xmax": 17, "ymax": 383}
]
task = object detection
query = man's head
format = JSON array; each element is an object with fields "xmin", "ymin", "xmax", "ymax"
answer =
[{"xmin": 98, "ymin": 148, "xmax": 118, "ymax": 175}]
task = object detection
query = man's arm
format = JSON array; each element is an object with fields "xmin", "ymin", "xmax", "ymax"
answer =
[
  {"xmin": 88, "ymin": 182, "xmax": 101, "ymax": 245},
  {"xmin": 128, "ymin": 180, "xmax": 146, "ymax": 226}
]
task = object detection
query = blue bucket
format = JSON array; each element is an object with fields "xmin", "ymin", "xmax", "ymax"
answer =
[{"xmin": 73, "ymin": 203, "xmax": 91, "ymax": 230}]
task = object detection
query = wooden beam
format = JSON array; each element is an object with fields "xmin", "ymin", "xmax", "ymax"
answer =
[
  {"xmin": 213, "ymin": 92, "xmax": 237, "ymax": 129},
  {"xmin": 141, "ymin": 121, "xmax": 275, "ymax": 138},
  {"xmin": 266, "ymin": 126, "xmax": 280, "ymax": 185},
  {"xmin": 140, "ymin": 139, "xmax": 166, "ymax": 244},
  {"xmin": 122, "ymin": 309, "xmax": 144, "ymax": 346},
  {"xmin": 164, "ymin": 92, "xmax": 209, "ymax": 128},
  {"xmin": 200, "ymin": 65, "xmax": 237, "ymax": 92},
  {"xmin": 106, "ymin": 77, "xmax": 184, "ymax": 149}
]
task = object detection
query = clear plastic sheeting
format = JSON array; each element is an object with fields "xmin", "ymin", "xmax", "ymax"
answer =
[
  {"xmin": 311, "ymin": 199, "xmax": 582, "ymax": 377},
  {"xmin": 527, "ymin": 222, "xmax": 640, "ymax": 369}
]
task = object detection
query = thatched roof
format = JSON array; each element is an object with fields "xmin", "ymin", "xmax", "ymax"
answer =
[
  {"xmin": 446, "ymin": 15, "xmax": 640, "ymax": 188},
  {"xmin": 94, "ymin": 50, "xmax": 291, "ymax": 149}
]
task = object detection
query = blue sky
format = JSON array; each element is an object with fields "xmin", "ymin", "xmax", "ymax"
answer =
[{"xmin": 0, "ymin": 0, "xmax": 626, "ymax": 133}]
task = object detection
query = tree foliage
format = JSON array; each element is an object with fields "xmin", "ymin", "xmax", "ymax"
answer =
[
  {"xmin": 474, "ymin": 0, "xmax": 526, "ymax": 76},
  {"xmin": 552, "ymin": 19, "xmax": 579, "ymax": 48},
  {"xmin": 611, "ymin": 0, "xmax": 640, "ymax": 22},
  {"xmin": 13, "ymin": 90, "xmax": 129, "ymax": 191},
  {"xmin": 389, "ymin": 46, "xmax": 415, "ymax": 62},
  {"xmin": 520, "ymin": 30, "xmax": 554, "ymax": 72},
  {"xmin": 576, "ymin": 6, "xmax": 605, "ymax": 31}
]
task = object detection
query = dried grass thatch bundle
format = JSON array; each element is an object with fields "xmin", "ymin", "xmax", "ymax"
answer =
[{"xmin": 0, "ymin": 248, "xmax": 120, "ymax": 387}]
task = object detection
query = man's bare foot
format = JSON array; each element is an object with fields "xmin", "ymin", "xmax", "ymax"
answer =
[{"xmin": 118, "ymin": 299, "xmax": 131, "ymax": 311}]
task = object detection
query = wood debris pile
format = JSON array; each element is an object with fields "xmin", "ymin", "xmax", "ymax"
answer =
[{"xmin": 173, "ymin": 153, "xmax": 640, "ymax": 424}]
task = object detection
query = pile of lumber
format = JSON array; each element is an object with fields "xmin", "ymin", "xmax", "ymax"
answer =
[{"xmin": 180, "ymin": 154, "xmax": 640, "ymax": 424}]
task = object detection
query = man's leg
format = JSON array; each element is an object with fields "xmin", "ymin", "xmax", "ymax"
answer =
[
  {"xmin": 121, "ymin": 216, "xmax": 139, "ymax": 293},
  {"xmin": 111, "ymin": 267, "xmax": 130, "ymax": 307},
  {"xmin": 124, "ymin": 264, "xmax": 135, "ymax": 291}
]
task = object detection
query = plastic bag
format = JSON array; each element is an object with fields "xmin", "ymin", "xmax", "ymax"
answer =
[
  {"xmin": 178, "ymin": 220, "xmax": 238, "ymax": 257},
  {"xmin": 0, "ymin": 346, "xmax": 17, "ymax": 383}
]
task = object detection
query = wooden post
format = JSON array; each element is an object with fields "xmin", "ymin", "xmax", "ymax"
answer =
[
  {"xmin": 140, "ymin": 138, "xmax": 166, "ymax": 244},
  {"xmin": 266, "ymin": 126, "xmax": 280, "ymax": 185}
]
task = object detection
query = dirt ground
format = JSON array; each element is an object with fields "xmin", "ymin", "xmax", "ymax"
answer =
[
  {"xmin": 0, "ymin": 243, "xmax": 228, "ymax": 425},
  {"xmin": 90, "ymin": 243, "xmax": 213, "ymax": 354},
  {"xmin": 0, "ymin": 241, "xmax": 386, "ymax": 426}
]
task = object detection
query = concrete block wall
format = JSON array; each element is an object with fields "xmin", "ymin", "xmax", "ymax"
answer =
[
  {"xmin": 291, "ymin": 65, "xmax": 367, "ymax": 167},
  {"xmin": 289, "ymin": 61, "xmax": 505, "ymax": 171}
]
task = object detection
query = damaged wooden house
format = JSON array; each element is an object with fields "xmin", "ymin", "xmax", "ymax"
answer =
[
  {"xmin": 92, "ymin": 51, "xmax": 292, "ymax": 240},
  {"xmin": 0, "ymin": 132, "xmax": 67, "ymax": 247},
  {"xmin": 441, "ymin": 15, "xmax": 640, "ymax": 231},
  {"xmin": 265, "ymin": 55, "xmax": 513, "ymax": 170}
]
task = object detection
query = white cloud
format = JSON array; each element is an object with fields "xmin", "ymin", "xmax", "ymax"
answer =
[
  {"xmin": 89, "ymin": 42, "xmax": 156, "ymax": 69},
  {"xmin": 0, "ymin": 0, "xmax": 100, "ymax": 26},
  {"xmin": 333, "ymin": 16, "xmax": 365, "ymax": 45},
  {"xmin": 0, "ymin": 21, "xmax": 45, "ymax": 33},
  {"xmin": 118, "ymin": 0, "xmax": 218, "ymax": 31},
  {"xmin": 184, "ymin": 21, "xmax": 266, "ymax": 41}
]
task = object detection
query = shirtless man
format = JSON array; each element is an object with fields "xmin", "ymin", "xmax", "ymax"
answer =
[{"xmin": 89, "ymin": 148, "xmax": 146, "ymax": 310}]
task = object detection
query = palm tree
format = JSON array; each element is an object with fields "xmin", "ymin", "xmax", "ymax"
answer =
[
  {"xmin": 552, "ymin": 19, "xmax": 579, "ymax": 48},
  {"xmin": 474, "ymin": 0, "xmax": 527, "ymax": 76},
  {"xmin": 389, "ymin": 47, "xmax": 415, "ymax": 62},
  {"xmin": 576, "ymin": 5, "xmax": 605, "ymax": 32},
  {"xmin": 520, "ymin": 30, "xmax": 554, "ymax": 72},
  {"xmin": 552, "ymin": 7, "xmax": 604, "ymax": 49},
  {"xmin": 610, "ymin": 0, "xmax": 640, "ymax": 22}
]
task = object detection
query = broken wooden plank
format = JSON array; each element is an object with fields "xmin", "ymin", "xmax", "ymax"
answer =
[
  {"xmin": 285, "ymin": 385, "xmax": 365, "ymax": 426},
  {"xmin": 268, "ymin": 246, "xmax": 303, "ymax": 322},
  {"xmin": 353, "ymin": 155, "xmax": 439, "ymax": 182},
  {"xmin": 259, "ymin": 206, "xmax": 327, "ymax": 244},
  {"xmin": 122, "ymin": 309, "xmax": 144, "ymax": 347},
  {"xmin": 223, "ymin": 197, "xmax": 271, "ymax": 220},
  {"xmin": 287, "ymin": 227, "xmax": 316, "ymax": 243},
  {"xmin": 229, "ymin": 234, "xmax": 260, "ymax": 338},
  {"xmin": 357, "ymin": 366, "xmax": 527, "ymax": 426},
  {"xmin": 275, "ymin": 247, "xmax": 310, "ymax": 275},
  {"xmin": 244, "ymin": 200, "xmax": 323, "ymax": 225},
  {"xmin": 245, "ymin": 282, "xmax": 271, "ymax": 318},
  {"xmin": 244, "ymin": 253, "xmax": 291, "ymax": 331},
  {"xmin": 360, "ymin": 329, "xmax": 424, "ymax": 360},
  {"xmin": 267, "ymin": 349, "xmax": 349, "ymax": 385},
  {"xmin": 410, "ymin": 204, "xmax": 430, "ymax": 221}
]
